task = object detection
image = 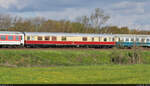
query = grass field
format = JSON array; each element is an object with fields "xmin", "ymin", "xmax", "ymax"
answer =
[
  {"xmin": 0, "ymin": 49, "xmax": 111, "ymax": 67},
  {"xmin": 0, "ymin": 49, "xmax": 150, "ymax": 84},
  {"xmin": 0, "ymin": 64, "xmax": 150, "ymax": 84},
  {"xmin": 0, "ymin": 49, "xmax": 150, "ymax": 67}
]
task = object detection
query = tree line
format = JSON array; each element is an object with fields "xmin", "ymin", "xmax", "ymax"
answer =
[{"xmin": 0, "ymin": 8, "xmax": 149, "ymax": 34}]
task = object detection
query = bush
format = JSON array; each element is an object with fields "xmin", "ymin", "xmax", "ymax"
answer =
[{"xmin": 110, "ymin": 47, "xmax": 142, "ymax": 64}]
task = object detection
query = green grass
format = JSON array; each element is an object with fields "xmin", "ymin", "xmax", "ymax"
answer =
[
  {"xmin": 0, "ymin": 49, "xmax": 149, "ymax": 66},
  {"xmin": 0, "ymin": 49, "xmax": 111, "ymax": 67},
  {"xmin": 0, "ymin": 64, "xmax": 150, "ymax": 84},
  {"xmin": 0, "ymin": 49, "xmax": 150, "ymax": 84}
]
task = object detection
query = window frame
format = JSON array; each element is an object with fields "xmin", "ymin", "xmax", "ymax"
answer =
[
  {"xmin": 118, "ymin": 38, "xmax": 121, "ymax": 42},
  {"xmin": 27, "ymin": 36, "xmax": 30, "ymax": 40},
  {"xmin": 147, "ymin": 39, "xmax": 150, "ymax": 42},
  {"xmin": 38, "ymin": 36, "xmax": 43, "ymax": 40},
  {"xmin": 126, "ymin": 38, "xmax": 129, "ymax": 42},
  {"xmin": 8, "ymin": 36, "xmax": 13, "ymax": 40},
  {"xmin": 112, "ymin": 38, "xmax": 115, "ymax": 42},
  {"xmin": 16, "ymin": 36, "xmax": 19, "ymax": 41},
  {"xmin": 45, "ymin": 36, "xmax": 50, "ymax": 41},
  {"xmin": 31, "ymin": 36, "xmax": 35, "ymax": 40},
  {"xmin": 136, "ymin": 38, "xmax": 139, "ymax": 42},
  {"xmin": 131, "ymin": 38, "xmax": 134, "ymax": 42},
  {"xmin": 52, "ymin": 36, "xmax": 57, "ymax": 41},
  {"xmin": 61, "ymin": 36, "xmax": 66, "ymax": 41},
  {"xmin": 92, "ymin": 37, "xmax": 94, "ymax": 42},
  {"xmin": 104, "ymin": 38, "xmax": 107, "ymax": 42},
  {"xmin": 141, "ymin": 38, "xmax": 145, "ymax": 42},
  {"xmin": 82, "ymin": 37, "xmax": 87, "ymax": 41},
  {"xmin": 0, "ymin": 35, "xmax": 6, "ymax": 40}
]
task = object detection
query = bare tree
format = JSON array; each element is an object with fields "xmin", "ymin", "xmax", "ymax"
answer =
[
  {"xmin": 76, "ymin": 8, "xmax": 110, "ymax": 33},
  {"xmin": 90, "ymin": 8, "xmax": 110, "ymax": 30}
]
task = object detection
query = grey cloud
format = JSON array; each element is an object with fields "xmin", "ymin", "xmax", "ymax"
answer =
[
  {"xmin": 0, "ymin": 0, "xmax": 114, "ymax": 12},
  {"xmin": 0, "ymin": 0, "xmax": 150, "ymax": 30}
]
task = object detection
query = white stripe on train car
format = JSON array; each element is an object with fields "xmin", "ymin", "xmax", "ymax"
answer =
[{"xmin": 0, "ymin": 41, "xmax": 21, "ymax": 45}]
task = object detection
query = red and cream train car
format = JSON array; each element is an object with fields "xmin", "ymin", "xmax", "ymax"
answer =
[{"xmin": 24, "ymin": 32, "xmax": 116, "ymax": 48}]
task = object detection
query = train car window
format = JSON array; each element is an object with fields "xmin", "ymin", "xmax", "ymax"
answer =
[
  {"xmin": 92, "ymin": 37, "xmax": 94, "ymax": 42},
  {"xmin": 82, "ymin": 37, "xmax": 87, "ymax": 41},
  {"xmin": 136, "ymin": 38, "xmax": 139, "ymax": 42},
  {"xmin": 31, "ymin": 36, "xmax": 35, "ymax": 40},
  {"xmin": 1, "ymin": 36, "xmax": 6, "ymax": 40},
  {"xmin": 147, "ymin": 39, "xmax": 150, "ymax": 42},
  {"xmin": 45, "ymin": 36, "xmax": 50, "ymax": 41},
  {"xmin": 16, "ymin": 36, "xmax": 19, "ymax": 40},
  {"xmin": 62, "ymin": 37, "xmax": 66, "ymax": 41},
  {"xmin": 141, "ymin": 38, "xmax": 145, "ymax": 42},
  {"xmin": 131, "ymin": 38, "xmax": 134, "ymax": 42},
  {"xmin": 27, "ymin": 36, "xmax": 30, "ymax": 40},
  {"xmin": 126, "ymin": 38, "xmax": 129, "ymax": 42},
  {"xmin": 118, "ymin": 38, "xmax": 121, "ymax": 42},
  {"xmin": 52, "ymin": 36, "xmax": 57, "ymax": 41},
  {"xmin": 112, "ymin": 38, "xmax": 115, "ymax": 41},
  {"xmin": 8, "ymin": 36, "xmax": 13, "ymax": 40},
  {"xmin": 104, "ymin": 38, "xmax": 107, "ymax": 42},
  {"xmin": 38, "ymin": 36, "xmax": 42, "ymax": 40}
]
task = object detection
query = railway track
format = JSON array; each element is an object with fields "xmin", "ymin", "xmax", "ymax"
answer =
[
  {"xmin": 0, "ymin": 47, "xmax": 149, "ymax": 50},
  {"xmin": 0, "ymin": 47, "xmax": 102, "ymax": 50}
]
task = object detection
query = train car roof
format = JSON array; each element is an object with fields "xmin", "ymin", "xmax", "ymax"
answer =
[
  {"xmin": 113, "ymin": 34, "xmax": 150, "ymax": 37},
  {"xmin": 0, "ymin": 31, "xmax": 150, "ymax": 37},
  {"xmin": 24, "ymin": 32, "xmax": 150, "ymax": 37},
  {"xmin": 0, "ymin": 31, "xmax": 23, "ymax": 34},
  {"xmin": 24, "ymin": 32, "xmax": 115, "ymax": 37}
]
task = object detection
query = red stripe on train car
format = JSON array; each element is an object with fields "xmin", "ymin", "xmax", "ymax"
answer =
[
  {"xmin": 25, "ymin": 41, "xmax": 116, "ymax": 45},
  {"xmin": 74, "ymin": 42, "xmax": 116, "ymax": 45}
]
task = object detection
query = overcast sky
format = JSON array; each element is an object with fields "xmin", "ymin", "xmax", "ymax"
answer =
[{"xmin": 0, "ymin": 0, "xmax": 149, "ymax": 30}]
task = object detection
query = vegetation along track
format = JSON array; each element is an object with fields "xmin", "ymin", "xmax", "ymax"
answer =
[
  {"xmin": 0, "ymin": 47, "xmax": 113, "ymax": 50},
  {"xmin": 0, "ymin": 47, "xmax": 136, "ymax": 50}
]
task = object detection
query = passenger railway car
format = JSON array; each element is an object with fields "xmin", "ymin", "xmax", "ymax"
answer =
[
  {"xmin": 0, "ymin": 31, "xmax": 149, "ymax": 48},
  {"xmin": 24, "ymin": 32, "xmax": 116, "ymax": 48},
  {"xmin": 0, "ymin": 31, "xmax": 24, "ymax": 47},
  {"xmin": 115, "ymin": 34, "xmax": 150, "ymax": 47}
]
